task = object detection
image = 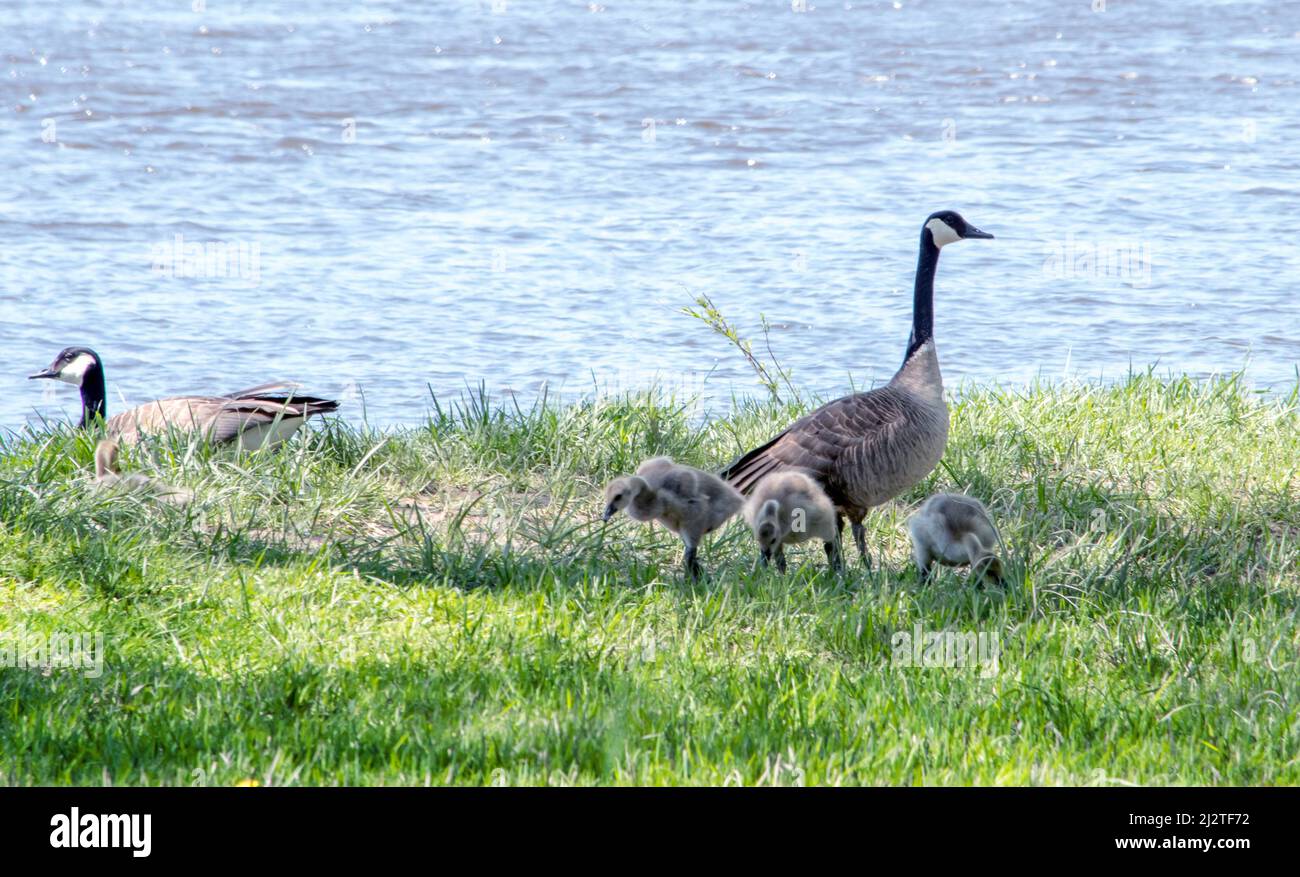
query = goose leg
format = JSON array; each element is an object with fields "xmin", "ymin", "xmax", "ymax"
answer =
[
  {"xmin": 851, "ymin": 520, "xmax": 871, "ymax": 569},
  {"xmin": 774, "ymin": 545, "xmax": 788, "ymax": 575}
]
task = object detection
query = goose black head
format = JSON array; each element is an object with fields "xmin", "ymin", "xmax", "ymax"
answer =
[
  {"xmin": 923, "ymin": 210, "xmax": 994, "ymax": 249},
  {"xmin": 29, "ymin": 346, "xmax": 103, "ymax": 386}
]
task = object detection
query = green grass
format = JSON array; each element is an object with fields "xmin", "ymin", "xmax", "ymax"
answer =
[{"xmin": 1, "ymin": 373, "xmax": 1297, "ymax": 785}]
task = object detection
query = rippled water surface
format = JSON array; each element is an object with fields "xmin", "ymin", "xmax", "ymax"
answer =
[{"xmin": 3, "ymin": 1, "xmax": 1298, "ymax": 430}]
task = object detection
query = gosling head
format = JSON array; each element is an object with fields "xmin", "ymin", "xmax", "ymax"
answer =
[
  {"xmin": 29, "ymin": 346, "xmax": 103, "ymax": 387},
  {"xmin": 753, "ymin": 500, "xmax": 783, "ymax": 556},
  {"xmin": 94, "ymin": 438, "xmax": 120, "ymax": 479},
  {"xmin": 976, "ymin": 554, "xmax": 1006, "ymax": 587},
  {"xmin": 603, "ymin": 475, "xmax": 650, "ymax": 521},
  {"xmin": 923, "ymin": 210, "xmax": 994, "ymax": 250}
]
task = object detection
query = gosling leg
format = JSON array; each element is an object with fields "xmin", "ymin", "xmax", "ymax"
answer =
[
  {"xmin": 682, "ymin": 537, "xmax": 703, "ymax": 580},
  {"xmin": 774, "ymin": 545, "xmax": 788, "ymax": 575},
  {"xmin": 824, "ymin": 538, "xmax": 843, "ymax": 573},
  {"xmin": 912, "ymin": 541, "xmax": 933, "ymax": 581}
]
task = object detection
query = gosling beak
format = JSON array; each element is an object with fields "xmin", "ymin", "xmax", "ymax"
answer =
[
  {"xmin": 602, "ymin": 504, "xmax": 616, "ymax": 522},
  {"xmin": 29, "ymin": 367, "xmax": 59, "ymax": 380},
  {"xmin": 963, "ymin": 225, "xmax": 994, "ymax": 240}
]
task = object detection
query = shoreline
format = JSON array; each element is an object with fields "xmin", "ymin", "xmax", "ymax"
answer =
[{"xmin": 12, "ymin": 363, "xmax": 1300, "ymax": 440}]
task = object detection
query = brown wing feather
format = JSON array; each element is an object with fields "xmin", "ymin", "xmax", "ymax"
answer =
[
  {"xmin": 107, "ymin": 397, "xmax": 215, "ymax": 444},
  {"xmin": 720, "ymin": 387, "xmax": 909, "ymax": 506},
  {"xmin": 233, "ymin": 393, "xmax": 340, "ymax": 414},
  {"xmin": 107, "ymin": 391, "xmax": 339, "ymax": 445},
  {"xmin": 203, "ymin": 399, "xmax": 298, "ymax": 445}
]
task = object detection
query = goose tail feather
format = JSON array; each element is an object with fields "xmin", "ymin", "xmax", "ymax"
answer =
[{"xmin": 719, "ymin": 432, "xmax": 789, "ymax": 494}]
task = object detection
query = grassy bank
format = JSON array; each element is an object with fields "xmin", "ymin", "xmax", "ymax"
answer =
[{"xmin": 1, "ymin": 374, "xmax": 1297, "ymax": 785}]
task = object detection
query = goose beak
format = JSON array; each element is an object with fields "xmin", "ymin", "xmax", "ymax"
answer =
[
  {"xmin": 602, "ymin": 504, "xmax": 616, "ymax": 522},
  {"xmin": 964, "ymin": 225, "xmax": 994, "ymax": 240},
  {"xmin": 29, "ymin": 367, "xmax": 59, "ymax": 380}
]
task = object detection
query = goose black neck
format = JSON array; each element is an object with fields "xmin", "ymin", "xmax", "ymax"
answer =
[
  {"xmin": 903, "ymin": 233, "xmax": 940, "ymax": 363},
  {"xmin": 79, "ymin": 363, "xmax": 107, "ymax": 428}
]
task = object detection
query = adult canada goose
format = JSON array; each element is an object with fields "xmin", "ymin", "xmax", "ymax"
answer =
[
  {"xmin": 93, "ymin": 438, "xmax": 193, "ymax": 505},
  {"xmin": 602, "ymin": 456, "xmax": 744, "ymax": 579},
  {"xmin": 907, "ymin": 493, "xmax": 1004, "ymax": 585},
  {"xmin": 30, "ymin": 346, "xmax": 339, "ymax": 450},
  {"xmin": 743, "ymin": 470, "xmax": 841, "ymax": 574},
  {"xmin": 720, "ymin": 210, "xmax": 993, "ymax": 565}
]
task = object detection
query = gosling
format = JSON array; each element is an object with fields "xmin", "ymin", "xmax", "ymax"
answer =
[
  {"xmin": 743, "ymin": 470, "xmax": 841, "ymax": 573},
  {"xmin": 907, "ymin": 493, "xmax": 1004, "ymax": 585},
  {"xmin": 602, "ymin": 456, "xmax": 744, "ymax": 578},
  {"xmin": 94, "ymin": 439, "xmax": 193, "ymax": 505}
]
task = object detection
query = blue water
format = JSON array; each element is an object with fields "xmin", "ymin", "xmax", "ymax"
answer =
[{"xmin": 3, "ymin": 0, "xmax": 1298, "ymax": 430}]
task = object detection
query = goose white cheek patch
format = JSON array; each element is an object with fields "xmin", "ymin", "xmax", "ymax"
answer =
[
  {"xmin": 925, "ymin": 218, "xmax": 961, "ymax": 248},
  {"xmin": 57, "ymin": 353, "xmax": 97, "ymax": 385}
]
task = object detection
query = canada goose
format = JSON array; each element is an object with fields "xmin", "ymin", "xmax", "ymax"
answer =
[
  {"xmin": 743, "ymin": 470, "xmax": 841, "ymax": 574},
  {"xmin": 93, "ymin": 439, "xmax": 193, "ymax": 505},
  {"xmin": 602, "ymin": 456, "xmax": 744, "ymax": 578},
  {"xmin": 30, "ymin": 346, "xmax": 339, "ymax": 450},
  {"xmin": 907, "ymin": 493, "xmax": 1004, "ymax": 585},
  {"xmin": 720, "ymin": 210, "xmax": 993, "ymax": 566}
]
